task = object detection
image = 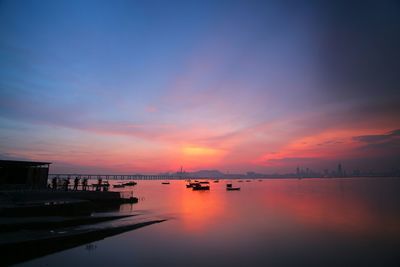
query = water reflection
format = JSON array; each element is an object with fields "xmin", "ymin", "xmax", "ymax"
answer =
[
  {"xmin": 255, "ymin": 179, "xmax": 400, "ymax": 238},
  {"xmin": 21, "ymin": 178, "xmax": 400, "ymax": 266},
  {"xmin": 178, "ymin": 190, "xmax": 225, "ymax": 231}
]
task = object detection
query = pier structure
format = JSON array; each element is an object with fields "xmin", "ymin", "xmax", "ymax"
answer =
[{"xmin": 49, "ymin": 174, "xmax": 194, "ymax": 180}]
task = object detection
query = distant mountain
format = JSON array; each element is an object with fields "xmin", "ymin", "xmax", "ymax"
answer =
[{"xmin": 189, "ymin": 170, "xmax": 225, "ymax": 178}]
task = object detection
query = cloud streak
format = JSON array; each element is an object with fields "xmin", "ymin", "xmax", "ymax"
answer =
[{"xmin": 1, "ymin": 1, "xmax": 399, "ymax": 173}]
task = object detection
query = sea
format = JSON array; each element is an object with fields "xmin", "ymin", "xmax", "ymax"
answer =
[{"xmin": 18, "ymin": 177, "xmax": 400, "ymax": 266}]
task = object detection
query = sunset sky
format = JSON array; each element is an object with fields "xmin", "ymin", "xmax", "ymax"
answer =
[{"xmin": 1, "ymin": 0, "xmax": 399, "ymax": 174}]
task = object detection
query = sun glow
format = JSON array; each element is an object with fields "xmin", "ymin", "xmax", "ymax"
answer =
[
  {"xmin": 182, "ymin": 146, "xmax": 221, "ymax": 156},
  {"xmin": 176, "ymin": 145, "xmax": 226, "ymax": 170}
]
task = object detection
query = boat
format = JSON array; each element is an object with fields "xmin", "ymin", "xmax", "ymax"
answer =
[
  {"xmin": 213, "ymin": 180, "xmax": 219, "ymax": 183},
  {"xmin": 186, "ymin": 182, "xmax": 199, "ymax": 188},
  {"xmin": 186, "ymin": 183, "xmax": 195, "ymax": 188},
  {"xmin": 192, "ymin": 183, "xmax": 210, "ymax": 190},
  {"xmin": 161, "ymin": 181, "xmax": 170, "ymax": 185},
  {"xmin": 113, "ymin": 184, "xmax": 125, "ymax": 188},
  {"xmin": 122, "ymin": 181, "xmax": 137, "ymax": 186},
  {"xmin": 227, "ymin": 187, "xmax": 240, "ymax": 191},
  {"xmin": 199, "ymin": 181, "xmax": 209, "ymax": 184},
  {"xmin": 226, "ymin": 183, "xmax": 240, "ymax": 191}
]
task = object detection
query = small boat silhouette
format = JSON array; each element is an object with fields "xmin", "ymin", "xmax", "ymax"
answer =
[
  {"xmin": 192, "ymin": 183, "xmax": 210, "ymax": 190},
  {"xmin": 186, "ymin": 181, "xmax": 198, "ymax": 188},
  {"xmin": 226, "ymin": 183, "xmax": 240, "ymax": 191},
  {"xmin": 122, "ymin": 181, "xmax": 137, "ymax": 186}
]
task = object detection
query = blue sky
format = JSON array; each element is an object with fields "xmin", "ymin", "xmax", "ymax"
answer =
[{"xmin": 1, "ymin": 0, "xmax": 399, "ymax": 173}]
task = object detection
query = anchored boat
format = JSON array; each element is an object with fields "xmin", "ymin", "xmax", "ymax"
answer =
[
  {"xmin": 226, "ymin": 183, "xmax": 240, "ymax": 191},
  {"xmin": 122, "ymin": 181, "xmax": 137, "ymax": 186},
  {"xmin": 192, "ymin": 183, "xmax": 210, "ymax": 190}
]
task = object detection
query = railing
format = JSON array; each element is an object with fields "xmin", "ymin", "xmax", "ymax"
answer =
[{"xmin": 48, "ymin": 174, "xmax": 193, "ymax": 180}]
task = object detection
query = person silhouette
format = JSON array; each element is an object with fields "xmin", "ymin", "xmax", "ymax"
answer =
[
  {"xmin": 51, "ymin": 177, "xmax": 57, "ymax": 190},
  {"xmin": 73, "ymin": 177, "xmax": 80, "ymax": 190},
  {"xmin": 82, "ymin": 178, "xmax": 88, "ymax": 191},
  {"xmin": 96, "ymin": 178, "xmax": 102, "ymax": 191}
]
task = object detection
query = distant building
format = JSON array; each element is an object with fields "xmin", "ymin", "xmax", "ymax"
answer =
[
  {"xmin": 0, "ymin": 160, "xmax": 51, "ymax": 190},
  {"xmin": 337, "ymin": 163, "xmax": 343, "ymax": 177},
  {"xmin": 352, "ymin": 169, "xmax": 360, "ymax": 176}
]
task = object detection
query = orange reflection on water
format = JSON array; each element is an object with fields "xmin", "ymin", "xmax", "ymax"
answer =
[
  {"xmin": 171, "ymin": 186, "xmax": 226, "ymax": 232},
  {"xmin": 116, "ymin": 181, "xmax": 226, "ymax": 233},
  {"xmin": 121, "ymin": 179, "xmax": 400, "ymax": 241}
]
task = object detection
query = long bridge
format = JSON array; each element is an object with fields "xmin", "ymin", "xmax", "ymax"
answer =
[{"xmin": 49, "ymin": 174, "xmax": 196, "ymax": 180}]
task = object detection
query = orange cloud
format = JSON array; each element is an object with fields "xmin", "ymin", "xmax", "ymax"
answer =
[{"xmin": 257, "ymin": 128, "xmax": 394, "ymax": 167}]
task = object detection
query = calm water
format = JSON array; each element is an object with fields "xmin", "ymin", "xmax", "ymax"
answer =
[{"xmin": 19, "ymin": 178, "xmax": 400, "ymax": 266}]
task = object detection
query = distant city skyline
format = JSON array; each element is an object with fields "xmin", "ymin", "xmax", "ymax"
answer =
[
  {"xmin": 1, "ymin": 1, "xmax": 399, "ymax": 174},
  {"xmin": 46, "ymin": 163, "xmax": 399, "ymax": 177}
]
